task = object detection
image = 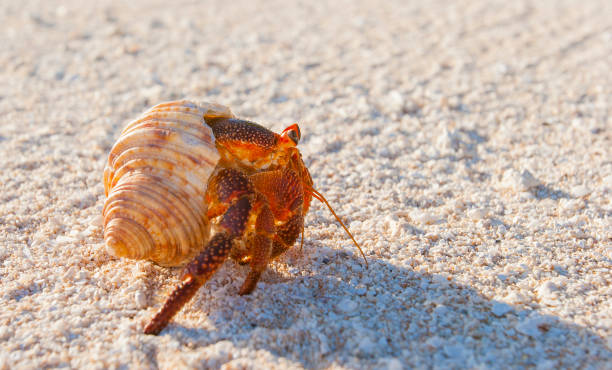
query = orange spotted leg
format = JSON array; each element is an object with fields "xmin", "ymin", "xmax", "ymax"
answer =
[
  {"xmin": 238, "ymin": 204, "xmax": 275, "ymax": 295},
  {"xmin": 144, "ymin": 169, "xmax": 263, "ymax": 335},
  {"xmin": 143, "ymin": 233, "xmax": 233, "ymax": 335}
]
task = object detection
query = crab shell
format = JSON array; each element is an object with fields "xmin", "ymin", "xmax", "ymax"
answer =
[{"xmin": 103, "ymin": 101, "xmax": 230, "ymax": 266}]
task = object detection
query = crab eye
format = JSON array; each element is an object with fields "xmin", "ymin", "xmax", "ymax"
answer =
[
  {"xmin": 287, "ymin": 129, "xmax": 299, "ymax": 144},
  {"xmin": 281, "ymin": 124, "xmax": 301, "ymax": 145}
]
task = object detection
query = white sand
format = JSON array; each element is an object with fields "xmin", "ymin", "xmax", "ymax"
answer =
[{"xmin": 1, "ymin": 0, "xmax": 611, "ymax": 368}]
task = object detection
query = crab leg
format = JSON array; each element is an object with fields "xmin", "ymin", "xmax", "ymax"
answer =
[
  {"xmin": 249, "ymin": 168, "xmax": 305, "ymax": 259},
  {"xmin": 144, "ymin": 169, "xmax": 255, "ymax": 335},
  {"xmin": 143, "ymin": 233, "xmax": 233, "ymax": 335}
]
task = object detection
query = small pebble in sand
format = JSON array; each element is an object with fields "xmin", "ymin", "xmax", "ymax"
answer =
[
  {"xmin": 503, "ymin": 291, "xmax": 529, "ymax": 305},
  {"xmin": 491, "ymin": 302, "xmax": 513, "ymax": 317},
  {"xmin": 354, "ymin": 284, "xmax": 367, "ymax": 296},
  {"xmin": 383, "ymin": 90, "xmax": 405, "ymax": 114},
  {"xmin": 536, "ymin": 281, "xmax": 559, "ymax": 306},
  {"xmin": 500, "ymin": 169, "xmax": 540, "ymax": 191},
  {"xmin": 409, "ymin": 210, "xmax": 439, "ymax": 224},
  {"xmin": 571, "ymin": 185, "xmax": 591, "ymax": 198},
  {"xmin": 467, "ymin": 208, "xmax": 488, "ymax": 221},
  {"xmin": 516, "ymin": 315, "xmax": 554, "ymax": 339},
  {"xmin": 88, "ymin": 215, "xmax": 104, "ymax": 227},
  {"xmin": 357, "ymin": 336, "xmax": 378, "ymax": 356},
  {"xmin": 135, "ymin": 291, "xmax": 147, "ymax": 308},
  {"xmin": 0, "ymin": 327, "xmax": 12, "ymax": 341},
  {"xmin": 337, "ymin": 298, "xmax": 359, "ymax": 313}
]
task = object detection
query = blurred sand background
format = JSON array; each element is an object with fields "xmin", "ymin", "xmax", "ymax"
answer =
[{"xmin": 1, "ymin": 0, "xmax": 611, "ymax": 368}]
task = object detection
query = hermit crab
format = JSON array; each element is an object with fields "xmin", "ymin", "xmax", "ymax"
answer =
[{"xmin": 103, "ymin": 100, "xmax": 366, "ymax": 335}]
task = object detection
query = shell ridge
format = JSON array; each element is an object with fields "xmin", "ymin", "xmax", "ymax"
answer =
[
  {"xmin": 104, "ymin": 100, "xmax": 223, "ymax": 265},
  {"xmin": 105, "ymin": 189, "xmax": 178, "ymax": 263},
  {"xmin": 113, "ymin": 179, "xmax": 201, "ymax": 257}
]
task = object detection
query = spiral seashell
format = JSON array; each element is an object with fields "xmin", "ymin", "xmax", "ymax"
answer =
[{"xmin": 103, "ymin": 100, "xmax": 231, "ymax": 266}]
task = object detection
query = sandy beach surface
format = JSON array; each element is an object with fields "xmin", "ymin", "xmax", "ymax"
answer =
[{"xmin": 1, "ymin": 0, "xmax": 611, "ymax": 368}]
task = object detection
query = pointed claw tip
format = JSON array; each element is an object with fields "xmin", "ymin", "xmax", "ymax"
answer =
[{"xmin": 143, "ymin": 322, "xmax": 161, "ymax": 335}]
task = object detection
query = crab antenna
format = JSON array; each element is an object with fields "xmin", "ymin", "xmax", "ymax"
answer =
[
  {"xmin": 307, "ymin": 187, "xmax": 368, "ymax": 268},
  {"xmin": 300, "ymin": 226, "xmax": 305, "ymax": 252}
]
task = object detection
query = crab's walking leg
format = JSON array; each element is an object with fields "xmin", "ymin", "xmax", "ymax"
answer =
[
  {"xmin": 143, "ymin": 233, "xmax": 233, "ymax": 335},
  {"xmin": 250, "ymin": 168, "xmax": 304, "ymax": 260},
  {"xmin": 144, "ymin": 169, "xmax": 254, "ymax": 335},
  {"xmin": 271, "ymin": 212, "xmax": 304, "ymax": 258},
  {"xmin": 238, "ymin": 204, "xmax": 275, "ymax": 295}
]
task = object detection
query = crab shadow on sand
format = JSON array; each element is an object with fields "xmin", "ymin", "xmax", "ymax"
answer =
[{"xmin": 137, "ymin": 246, "xmax": 611, "ymax": 369}]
